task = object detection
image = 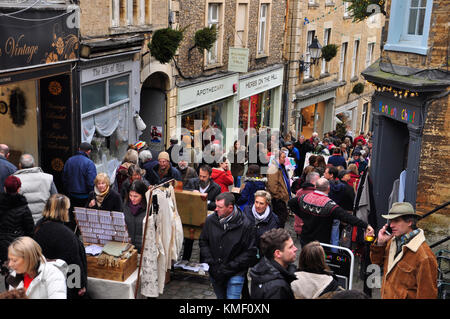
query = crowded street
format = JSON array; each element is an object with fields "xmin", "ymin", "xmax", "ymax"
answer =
[{"xmin": 0, "ymin": 0, "xmax": 449, "ymax": 306}]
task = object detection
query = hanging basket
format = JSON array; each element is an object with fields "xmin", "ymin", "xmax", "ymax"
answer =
[
  {"xmin": 148, "ymin": 27, "xmax": 184, "ymax": 64},
  {"xmin": 194, "ymin": 25, "xmax": 218, "ymax": 53},
  {"xmin": 321, "ymin": 44, "xmax": 338, "ymax": 62},
  {"xmin": 352, "ymin": 83, "xmax": 365, "ymax": 95},
  {"xmin": 9, "ymin": 88, "xmax": 27, "ymax": 127}
]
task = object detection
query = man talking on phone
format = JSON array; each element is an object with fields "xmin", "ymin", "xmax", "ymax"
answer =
[{"xmin": 368, "ymin": 202, "xmax": 438, "ymax": 299}]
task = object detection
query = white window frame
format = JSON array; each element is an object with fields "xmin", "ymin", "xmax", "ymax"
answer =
[
  {"xmin": 365, "ymin": 42, "xmax": 375, "ymax": 68},
  {"xmin": 339, "ymin": 42, "xmax": 347, "ymax": 82},
  {"xmin": 207, "ymin": 3, "xmax": 220, "ymax": 65},
  {"xmin": 344, "ymin": 1, "xmax": 351, "ymax": 18},
  {"xmin": 111, "ymin": 0, "xmax": 120, "ymax": 27},
  {"xmin": 257, "ymin": 3, "xmax": 269, "ymax": 55},
  {"xmin": 403, "ymin": 0, "xmax": 427, "ymax": 41},
  {"xmin": 361, "ymin": 102, "xmax": 368, "ymax": 133},
  {"xmin": 138, "ymin": 0, "xmax": 145, "ymax": 25},
  {"xmin": 351, "ymin": 39, "xmax": 359, "ymax": 79},
  {"xmin": 304, "ymin": 30, "xmax": 315, "ymax": 79},
  {"xmin": 321, "ymin": 28, "xmax": 331, "ymax": 75},
  {"xmin": 126, "ymin": 0, "xmax": 133, "ymax": 26}
]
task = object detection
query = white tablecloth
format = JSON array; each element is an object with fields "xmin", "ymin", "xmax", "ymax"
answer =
[{"xmin": 87, "ymin": 269, "xmax": 144, "ymax": 299}]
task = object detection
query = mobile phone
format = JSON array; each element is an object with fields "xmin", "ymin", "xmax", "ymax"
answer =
[{"xmin": 385, "ymin": 224, "xmax": 392, "ymax": 236}]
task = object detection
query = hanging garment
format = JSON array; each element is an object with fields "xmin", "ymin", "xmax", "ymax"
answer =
[{"xmin": 139, "ymin": 185, "xmax": 183, "ymax": 297}]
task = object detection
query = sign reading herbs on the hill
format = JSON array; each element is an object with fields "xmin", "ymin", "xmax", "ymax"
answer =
[{"xmin": 0, "ymin": 8, "xmax": 79, "ymax": 70}]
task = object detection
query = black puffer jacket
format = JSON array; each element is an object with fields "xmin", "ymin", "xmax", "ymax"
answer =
[
  {"xmin": 0, "ymin": 193, "xmax": 34, "ymax": 263},
  {"xmin": 249, "ymin": 256, "xmax": 297, "ymax": 299},
  {"xmin": 33, "ymin": 218, "xmax": 88, "ymax": 299},
  {"xmin": 199, "ymin": 207, "xmax": 257, "ymax": 283}
]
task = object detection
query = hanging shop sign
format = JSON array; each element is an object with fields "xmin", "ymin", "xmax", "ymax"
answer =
[
  {"xmin": 0, "ymin": 9, "xmax": 79, "ymax": 72},
  {"xmin": 228, "ymin": 47, "xmax": 249, "ymax": 73},
  {"xmin": 40, "ymin": 74, "xmax": 73, "ymax": 191}
]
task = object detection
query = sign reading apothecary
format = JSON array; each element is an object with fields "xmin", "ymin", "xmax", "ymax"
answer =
[
  {"xmin": 80, "ymin": 58, "xmax": 137, "ymax": 181},
  {"xmin": 177, "ymin": 73, "xmax": 239, "ymax": 113}
]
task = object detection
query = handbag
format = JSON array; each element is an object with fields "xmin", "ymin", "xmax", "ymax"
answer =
[{"xmin": 339, "ymin": 223, "xmax": 353, "ymax": 248}]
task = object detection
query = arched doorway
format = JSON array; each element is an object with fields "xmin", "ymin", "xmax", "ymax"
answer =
[{"xmin": 140, "ymin": 72, "xmax": 169, "ymax": 157}]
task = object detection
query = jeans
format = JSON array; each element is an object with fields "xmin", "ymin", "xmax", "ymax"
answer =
[
  {"xmin": 330, "ymin": 219, "xmax": 340, "ymax": 253},
  {"xmin": 211, "ymin": 275, "xmax": 245, "ymax": 299}
]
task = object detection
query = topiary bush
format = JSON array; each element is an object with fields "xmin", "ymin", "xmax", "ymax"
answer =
[
  {"xmin": 194, "ymin": 25, "xmax": 218, "ymax": 53},
  {"xmin": 148, "ymin": 27, "xmax": 184, "ymax": 64},
  {"xmin": 321, "ymin": 44, "xmax": 339, "ymax": 62},
  {"xmin": 352, "ymin": 83, "xmax": 365, "ymax": 95}
]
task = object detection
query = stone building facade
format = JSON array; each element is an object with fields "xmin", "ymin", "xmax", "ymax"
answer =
[
  {"xmin": 169, "ymin": 0, "xmax": 286, "ymax": 152},
  {"xmin": 286, "ymin": 0, "xmax": 383, "ymax": 139},
  {"xmin": 362, "ymin": 0, "xmax": 449, "ymax": 244}
]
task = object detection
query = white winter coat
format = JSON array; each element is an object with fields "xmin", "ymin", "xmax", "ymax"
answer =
[
  {"xmin": 13, "ymin": 167, "xmax": 57, "ymax": 224},
  {"xmin": 9, "ymin": 259, "xmax": 67, "ymax": 299}
]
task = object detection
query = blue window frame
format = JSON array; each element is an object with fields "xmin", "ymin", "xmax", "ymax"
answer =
[{"xmin": 384, "ymin": 0, "xmax": 433, "ymax": 55}]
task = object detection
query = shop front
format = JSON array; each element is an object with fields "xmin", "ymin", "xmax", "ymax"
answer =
[
  {"xmin": 177, "ymin": 73, "xmax": 239, "ymax": 154},
  {"xmin": 238, "ymin": 66, "xmax": 284, "ymax": 141},
  {"xmin": 294, "ymin": 82, "xmax": 343, "ymax": 139},
  {"xmin": 80, "ymin": 55, "xmax": 140, "ymax": 181},
  {"xmin": 369, "ymin": 92, "xmax": 426, "ymax": 223},
  {"xmin": 0, "ymin": 7, "xmax": 79, "ymax": 191}
]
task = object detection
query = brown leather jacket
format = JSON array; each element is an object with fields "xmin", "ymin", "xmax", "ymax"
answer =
[
  {"xmin": 266, "ymin": 164, "xmax": 290, "ymax": 202},
  {"xmin": 370, "ymin": 229, "xmax": 438, "ymax": 299}
]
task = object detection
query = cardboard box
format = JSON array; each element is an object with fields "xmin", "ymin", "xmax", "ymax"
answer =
[{"xmin": 174, "ymin": 190, "xmax": 211, "ymax": 240}]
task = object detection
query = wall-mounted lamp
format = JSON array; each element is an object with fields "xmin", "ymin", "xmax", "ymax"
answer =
[{"xmin": 299, "ymin": 36, "xmax": 322, "ymax": 73}]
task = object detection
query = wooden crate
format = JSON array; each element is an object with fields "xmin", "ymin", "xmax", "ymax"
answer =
[{"xmin": 86, "ymin": 248, "xmax": 138, "ymax": 282}]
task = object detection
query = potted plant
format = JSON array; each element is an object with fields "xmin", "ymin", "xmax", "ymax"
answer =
[
  {"xmin": 352, "ymin": 82, "xmax": 365, "ymax": 95},
  {"xmin": 148, "ymin": 27, "xmax": 185, "ymax": 64},
  {"xmin": 321, "ymin": 44, "xmax": 338, "ymax": 62}
]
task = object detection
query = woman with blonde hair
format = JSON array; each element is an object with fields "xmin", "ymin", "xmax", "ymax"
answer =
[
  {"xmin": 6, "ymin": 236, "xmax": 67, "ymax": 299},
  {"xmin": 290, "ymin": 241, "xmax": 342, "ymax": 299},
  {"xmin": 86, "ymin": 173, "xmax": 122, "ymax": 211},
  {"xmin": 33, "ymin": 194, "xmax": 87, "ymax": 299}
]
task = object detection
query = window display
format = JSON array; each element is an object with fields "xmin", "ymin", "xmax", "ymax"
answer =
[
  {"xmin": 181, "ymin": 100, "xmax": 225, "ymax": 141},
  {"xmin": 81, "ymin": 74, "xmax": 131, "ymax": 181},
  {"xmin": 239, "ymin": 90, "xmax": 272, "ymax": 132}
]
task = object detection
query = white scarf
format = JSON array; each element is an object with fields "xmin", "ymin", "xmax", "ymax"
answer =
[{"xmin": 252, "ymin": 204, "xmax": 271, "ymax": 222}]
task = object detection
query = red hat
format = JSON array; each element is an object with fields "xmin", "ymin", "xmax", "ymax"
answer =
[{"xmin": 4, "ymin": 175, "xmax": 21, "ymax": 194}]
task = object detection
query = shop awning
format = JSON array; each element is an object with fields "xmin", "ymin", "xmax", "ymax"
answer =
[{"xmin": 362, "ymin": 59, "xmax": 450, "ymax": 92}]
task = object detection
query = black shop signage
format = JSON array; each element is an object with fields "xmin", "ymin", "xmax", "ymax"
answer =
[
  {"xmin": 40, "ymin": 74, "xmax": 73, "ymax": 191},
  {"xmin": 373, "ymin": 94, "xmax": 423, "ymax": 126},
  {"xmin": 0, "ymin": 9, "xmax": 79, "ymax": 70}
]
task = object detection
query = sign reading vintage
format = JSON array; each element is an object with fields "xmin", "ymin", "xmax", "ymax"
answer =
[{"xmin": 0, "ymin": 8, "xmax": 79, "ymax": 71}]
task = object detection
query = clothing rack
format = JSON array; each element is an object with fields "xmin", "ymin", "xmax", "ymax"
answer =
[{"xmin": 134, "ymin": 179, "xmax": 175, "ymax": 298}]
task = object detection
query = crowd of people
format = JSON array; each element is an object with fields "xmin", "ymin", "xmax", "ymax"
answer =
[{"xmin": 0, "ymin": 126, "xmax": 439, "ymax": 299}]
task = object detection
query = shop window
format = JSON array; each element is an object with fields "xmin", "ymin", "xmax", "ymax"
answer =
[
  {"xmin": 239, "ymin": 90, "xmax": 272, "ymax": 133},
  {"xmin": 181, "ymin": 101, "xmax": 225, "ymax": 143},
  {"xmin": 82, "ymin": 81, "xmax": 106, "ymax": 114},
  {"xmin": 109, "ymin": 75, "xmax": 129, "ymax": 104},
  {"xmin": 81, "ymin": 75, "xmax": 131, "ymax": 181}
]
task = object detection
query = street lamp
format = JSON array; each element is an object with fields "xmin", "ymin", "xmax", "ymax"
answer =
[{"xmin": 299, "ymin": 36, "xmax": 322, "ymax": 73}]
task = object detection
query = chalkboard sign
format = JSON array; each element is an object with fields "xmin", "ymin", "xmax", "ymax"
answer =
[{"xmin": 40, "ymin": 74, "xmax": 73, "ymax": 192}]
